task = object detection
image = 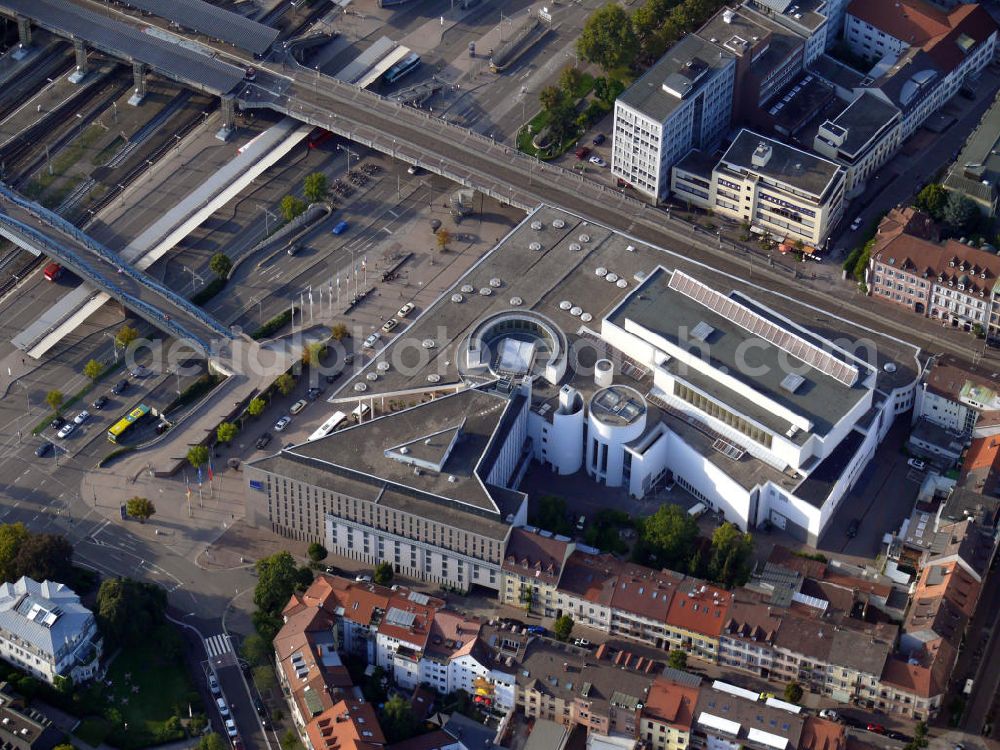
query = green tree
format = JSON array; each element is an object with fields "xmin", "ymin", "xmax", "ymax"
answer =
[
  {"xmin": 45, "ymin": 390, "xmax": 64, "ymax": 414},
  {"xmin": 302, "ymin": 342, "xmax": 325, "ymax": 367},
  {"xmin": 539, "ymin": 84, "xmax": 564, "ymax": 112},
  {"xmin": 241, "ymin": 633, "xmax": 273, "ymax": 666},
  {"xmin": 708, "ymin": 523, "xmax": 754, "ymax": 588},
  {"xmin": 303, "ymin": 173, "xmax": 329, "ymax": 203},
  {"xmin": 330, "ymin": 323, "xmax": 350, "ymax": 341},
  {"xmin": 578, "ymin": 4, "xmax": 638, "ymax": 72},
  {"xmin": 217, "ymin": 421, "xmax": 239, "ymax": 445},
  {"xmin": 199, "ymin": 733, "xmax": 227, "ymax": 750},
  {"xmin": 382, "ymin": 694, "xmax": 417, "ymax": 743},
  {"xmin": 10, "ymin": 532, "xmax": 73, "ymax": 583},
  {"xmin": 115, "ymin": 324, "xmax": 139, "ymax": 349},
  {"xmin": 0, "ymin": 523, "xmax": 29, "ymax": 582},
  {"xmin": 187, "ymin": 444, "xmax": 209, "ymax": 469},
  {"xmin": 254, "ymin": 551, "xmax": 300, "ymax": 615},
  {"xmin": 308, "ymin": 543, "xmax": 328, "ymax": 562},
  {"xmin": 530, "ymin": 495, "xmax": 572, "ymax": 535},
  {"xmin": 915, "ymin": 183, "xmax": 947, "ymax": 219},
  {"xmin": 209, "ymin": 253, "xmax": 233, "ymax": 278},
  {"xmin": 125, "ymin": 497, "xmax": 156, "ymax": 523},
  {"xmin": 558, "ymin": 66, "xmax": 583, "ymax": 96},
  {"xmin": 253, "ymin": 665, "xmax": 277, "ymax": 692},
  {"xmin": 248, "ymin": 397, "xmax": 266, "ymax": 418},
  {"xmin": 54, "ymin": 744, "xmax": 75, "ymax": 750},
  {"xmin": 252, "ymin": 609, "xmax": 283, "ymax": 642},
  {"xmin": 279, "ymin": 195, "xmax": 306, "ymax": 222},
  {"xmin": 297, "ymin": 566, "xmax": 314, "ymax": 589},
  {"xmin": 553, "ymin": 615, "xmax": 574, "ymax": 642},
  {"xmin": 275, "ymin": 373, "xmax": 296, "ymax": 396},
  {"xmin": 637, "ymin": 504, "xmax": 698, "ymax": 569},
  {"xmin": 281, "ymin": 729, "xmax": 303, "ymax": 750},
  {"xmin": 942, "ymin": 192, "xmax": 978, "ymax": 233},
  {"xmin": 95, "ymin": 578, "xmax": 167, "ymax": 646},
  {"xmin": 667, "ymin": 649, "xmax": 688, "ymax": 670},
  {"xmin": 784, "ymin": 681, "xmax": 803, "ymax": 703},
  {"xmin": 593, "ymin": 76, "xmax": 625, "ymax": 107},
  {"xmin": 83, "ymin": 359, "xmax": 104, "ymax": 380},
  {"xmin": 374, "ymin": 561, "xmax": 394, "ymax": 585}
]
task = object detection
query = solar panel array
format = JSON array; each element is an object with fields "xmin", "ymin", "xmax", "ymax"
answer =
[
  {"xmin": 668, "ymin": 271, "xmax": 859, "ymax": 387},
  {"xmin": 122, "ymin": 0, "xmax": 279, "ymax": 55},
  {"xmin": 0, "ymin": 0, "xmax": 247, "ymax": 93},
  {"xmin": 385, "ymin": 607, "xmax": 417, "ymax": 628}
]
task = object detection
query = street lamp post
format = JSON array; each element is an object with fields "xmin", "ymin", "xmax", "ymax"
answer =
[{"xmin": 337, "ymin": 144, "xmax": 359, "ymax": 179}]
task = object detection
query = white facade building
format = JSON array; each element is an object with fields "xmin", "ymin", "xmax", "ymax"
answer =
[
  {"xmin": 612, "ymin": 35, "xmax": 735, "ymax": 201},
  {"xmin": 0, "ymin": 578, "xmax": 102, "ymax": 685}
]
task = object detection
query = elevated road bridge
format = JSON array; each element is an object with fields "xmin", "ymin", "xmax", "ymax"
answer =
[{"xmin": 0, "ymin": 184, "xmax": 235, "ymax": 356}]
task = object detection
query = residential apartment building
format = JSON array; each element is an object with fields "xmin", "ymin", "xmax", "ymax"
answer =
[
  {"xmin": 0, "ymin": 683, "xmax": 64, "ymax": 750},
  {"xmin": 663, "ymin": 581, "xmax": 732, "ymax": 662},
  {"xmin": 499, "ymin": 528, "xmax": 573, "ymax": 617},
  {"xmin": 913, "ymin": 357, "xmax": 1000, "ymax": 438},
  {"xmin": 718, "ymin": 598, "xmax": 781, "ymax": 678},
  {"xmin": 845, "ymin": 0, "xmax": 997, "ymax": 140},
  {"xmin": 867, "ymin": 218, "xmax": 1000, "ymax": 337},
  {"xmin": 639, "ymin": 674, "xmax": 700, "ymax": 750},
  {"xmin": 672, "ymin": 129, "xmax": 846, "ymax": 245},
  {"xmin": 812, "ymin": 91, "xmax": 902, "ymax": 197},
  {"xmin": 612, "ymin": 35, "xmax": 735, "ymax": 200},
  {"xmin": 0, "ymin": 578, "xmax": 101, "ymax": 686}
]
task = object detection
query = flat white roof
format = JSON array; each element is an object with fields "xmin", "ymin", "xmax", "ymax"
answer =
[
  {"xmin": 697, "ymin": 712, "xmax": 741, "ymax": 736},
  {"xmin": 764, "ymin": 697, "xmax": 803, "ymax": 714},
  {"xmin": 747, "ymin": 728, "xmax": 789, "ymax": 750},
  {"xmin": 711, "ymin": 680, "xmax": 761, "ymax": 702}
]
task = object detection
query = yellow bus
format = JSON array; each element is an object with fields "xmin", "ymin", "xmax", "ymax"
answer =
[{"xmin": 107, "ymin": 404, "xmax": 151, "ymax": 443}]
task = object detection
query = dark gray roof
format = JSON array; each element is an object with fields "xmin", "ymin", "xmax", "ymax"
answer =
[
  {"xmin": 821, "ymin": 92, "xmax": 900, "ymax": 160},
  {"xmin": 121, "ymin": 0, "xmax": 279, "ymax": 55},
  {"xmin": 810, "ymin": 54, "xmax": 868, "ymax": 92},
  {"xmin": 794, "ymin": 428, "xmax": 865, "ymax": 508},
  {"xmin": 248, "ymin": 387, "xmax": 525, "ymax": 538},
  {"xmin": 618, "ymin": 34, "xmax": 734, "ymax": 122},
  {"xmin": 608, "ymin": 268, "xmax": 871, "ymax": 441},
  {"xmin": 719, "ymin": 129, "xmax": 844, "ymax": 199},
  {"xmin": 0, "ymin": 0, "xmax": 246, "ymax": 93}
]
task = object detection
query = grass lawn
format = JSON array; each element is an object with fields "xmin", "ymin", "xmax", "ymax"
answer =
[{"xmin": 76, "ymin": 640, "xmax": 199, "ymax": 749}]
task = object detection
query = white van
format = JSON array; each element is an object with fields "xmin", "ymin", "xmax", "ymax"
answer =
[
  {"xmin": 351, "ymin": 403, "xmax": 370, "ymax": 422},
  {"xmin": 687, "ymin": 502, "xmax": 708, "ymax": 519}
]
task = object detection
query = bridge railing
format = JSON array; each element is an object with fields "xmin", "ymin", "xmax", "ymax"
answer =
[{"xmin": 0, "ymin": 183, "xmax": 233, "ymax": 341}]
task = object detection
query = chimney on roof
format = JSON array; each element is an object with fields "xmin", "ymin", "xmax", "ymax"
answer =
[
  {"xmin": 752, "ymin": 142, "xmax": 772, "ymax": 168},
  {"xmin": 723, "ymin": 8, "xmax": 735, "ymax": 23}
]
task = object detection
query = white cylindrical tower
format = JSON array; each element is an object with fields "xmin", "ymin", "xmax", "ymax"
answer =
[
  {"xmin": 548, "ymin": 385, "xmax": 584, "ymax": 474},
  {"xmin": 594, "ymin": 358, "xmax": 614, "ymax": 388},
  {"xmin": 587, "ymin": 385, "xmax": 647, "ymax": 487}
]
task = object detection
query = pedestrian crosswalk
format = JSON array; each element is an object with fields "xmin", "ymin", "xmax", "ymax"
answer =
[{"xmin": 204, "ymin": 634, "xmax": 232, "ymax": 658}]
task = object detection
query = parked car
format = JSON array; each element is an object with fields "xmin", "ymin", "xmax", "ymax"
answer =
[
  {"xmin": 588, "ymin": 155, "xmax": 607, "ymax": 167},
  {"xmin": 526, "ymin": 625, "xmax": 546, "ymax": 635},
  {"xmin": 363, "ymin": 332, "xmax": 381, "ymax": 349},
  {"xmin": 818, "ymin": 709, "xmax": 839, "ymax": 721},
  {"xmin": 307, "ymin": 387, "xmax": 323, "ymax": 401},
  {"xmin": 57, "ymin": 422, "xmax": 76, "ymax": 439},
  {"xmin": 35, "ymin": 442, "xmax": 53, "ymax": 458},
  {"xmin": 846, "ymin": 518, "xmax": 860, "ymax": 538},
  {"xmin": 289, "ymin": 399, "xmax": 308, "ymax": 415},
  {"xmin": 866, "ymin": 723, "xmax": 886, "ymax": 735},
  {"xmin": 907, "ymin": 458, "xmax": 926, "ymax": 470},
  {"xmin": 574, "ymin": 146, "xmax": 591, "ymax": 160},
  {"xmin": 216, "ymin": 698, "xmax": 230, "ymax": 717},
  {"xmin": 130, "ymin": 365, "xmax": 152, "ymax": 378},
  {"xmin": 50, "ymin": 416, "xmax": 65, "ymax": 430},
  {"xmin": 92, "ymin": 395, "xmax": 109, "ymax": 410},
  {"xmin": 273, "ymin": 416, "xmax": 291, "ymax": 432},
  {"xmin": 225, "ymin": 719, "xmax": 238, "ymax": 738},
  {"xmin": 592, "ymin": 133, "xmax": 606, "ymax": 145},
  {"xmin": 850, "ymin": 216, "xmax": 862, "ymax": 231},
  {"xmin": 381, "ymin": 318, "xmax": 398, "ymax": 334},
  {"xmin": 397, "ymin": 302, "xmax": 415, "ymax": 318},
  {"xmin": 573, "ymin": 638, "xmax": 592, "ymax": 648},
  {"xmin": 886, "ymin": 731, "xmax": 908, "ymax": 741},
  {"xmin": 355, "ymin": 573, "xmax": 373, "ymax": 583},
  {"xmin": 208, "ymin": 674, "xmax": 221, "ymax": 696},
  {"xmin": 112, "ymin": 379, "xmax": 128, "ymax": 395},
  {"xmin": 73, "ymin": 410, "xmax": 90, "ymax": 425},
  {"xmin": 332, "ymin": 220, "xmax": 350, "ymax": 235},
  {"xmin": 256, "ymin": 432, "xmax": 272, "ymax": 449},
  {"xmin": 287, "ymin": 242, "xmax": 301, "ymax": 256},
  {"xmin": 407, "ymin": 165, "xmax": 421, "ymax": 175},
  {"xmin": 254, "ymin": 697, "xmax": 267, "ymax": 717}
]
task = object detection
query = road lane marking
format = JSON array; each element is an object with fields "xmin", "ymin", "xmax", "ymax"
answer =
[{"xmin": 204, "ymin": 634, "xmax": 232, "ymax": 658}]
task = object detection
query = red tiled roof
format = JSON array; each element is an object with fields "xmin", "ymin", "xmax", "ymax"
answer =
[
  {"xmin": 880, "ymin": 635, "xmax": 957, "ymax": 699},
  {"xmin": 665, "ymin": 580, "xmax": 732, "ymax": 638},
  {"xmin": 911, "ymin": 560, "xmax": 981, "ymax": 618},
  {"xmin": 723, "ymin": 598, "xmax": 782, "ymax": 643},
  {"xmin": 306, "ymin": 700, "xmax": 386, "ymax": 750},
  {"xmin": 800, "ymin": 716, "xmax": 847, "ymax": 750},
  {"xmin": 642, "ymin": 678, "xmax": 699, "ymax": 730},
  {"xmin": 922, "ymin": 358, "xmax": 1000, "ymax": 403},
  {"xmin": 846, "ymin": 0, "xmax": 997, "ymax": 73},
  {"xmin": 871, "ymin": 232, "xmax": 1000, "ymax": 297},
  {"xmin": 960, "ymin": 436, "xmax": 1000, "ymax": 495}
]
